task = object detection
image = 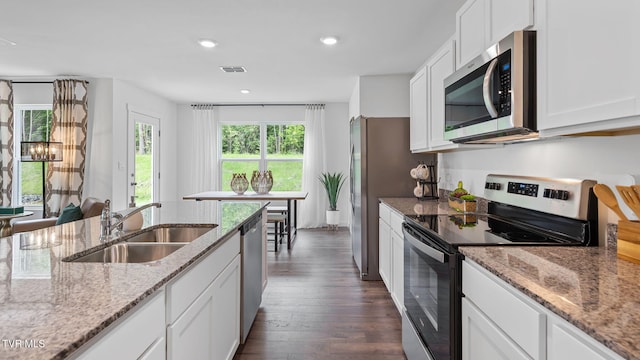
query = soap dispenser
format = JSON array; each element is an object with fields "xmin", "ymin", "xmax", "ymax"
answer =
[{"xmin": 122, "ymin": 196, "xmax": 143, "ymax": 231}]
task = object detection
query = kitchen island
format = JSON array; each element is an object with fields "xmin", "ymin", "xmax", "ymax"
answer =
[{"xmin": 0, "ymin": 201, "xmax": 263, "ymax": 360}]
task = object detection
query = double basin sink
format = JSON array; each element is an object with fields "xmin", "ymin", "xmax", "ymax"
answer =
[{"xmin": 65, "ymin": 225, "xmax": 216, "ymax": 263}]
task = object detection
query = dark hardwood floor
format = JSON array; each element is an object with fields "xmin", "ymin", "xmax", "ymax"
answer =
[{"xmin": 234, "ymin": 228, "xmax": 406, "ymax": 360}]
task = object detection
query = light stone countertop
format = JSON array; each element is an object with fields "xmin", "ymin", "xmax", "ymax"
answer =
[
  {"xmin": 460, "ymin": 247, "xmax": 640, "ymax": 360},
  {"xmin": 0, "ymin": 200, "xmax": 264, "ymax": 360},
  {"xmin": 380, "ymin": 197, "xmax": 640, "ymax": 359}
]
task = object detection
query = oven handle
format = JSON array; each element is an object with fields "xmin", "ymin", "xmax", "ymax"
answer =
[
  {"xmin": 482, "ymin": 57, "xmax": 499, "ymax": 118},
  {"xmin": 403, "ymin": 228, "xmax": 446, "ymax": 263}
]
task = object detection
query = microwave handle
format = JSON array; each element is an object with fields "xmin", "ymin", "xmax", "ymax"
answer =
[{"xmin": 482, "ymin": 58, "xmax": 499, "ymax": 118}]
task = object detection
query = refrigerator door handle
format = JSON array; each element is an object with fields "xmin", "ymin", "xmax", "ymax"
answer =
[{"xmin": 350, "ymin": 145, "xmax": 355, "ymax": 214}]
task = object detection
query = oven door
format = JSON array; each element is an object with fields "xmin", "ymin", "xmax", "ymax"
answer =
[{"xmin": 403, "ymin": 223, "xmax": 458, "ymax": 360}]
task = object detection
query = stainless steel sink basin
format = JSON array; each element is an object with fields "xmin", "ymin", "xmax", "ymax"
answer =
[
  {"xmin": 123, "ymin": 225, "xmax": 215, "ymax": 243},
  {"xmin": 69, "ymin": 243, "xmax": 186, "ymax": 263}
]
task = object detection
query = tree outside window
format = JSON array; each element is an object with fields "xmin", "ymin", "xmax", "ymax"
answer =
[
  {"xmin": 15, "ymin": 106, "xmax": 53, "ymax": 206},
  {"xmin": 220, "ymin": 123, "xmax": 304, "ymax": 191}
]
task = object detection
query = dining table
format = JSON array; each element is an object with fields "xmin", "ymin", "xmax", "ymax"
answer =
[{"xmin": 182, "ymin": 191, "xmax": 308, "ymax": 249}]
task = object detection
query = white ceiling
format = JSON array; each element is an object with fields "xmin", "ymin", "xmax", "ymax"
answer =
[{"xmin": 0, "ymin": 0, "xmax": 464, "ymax": 104}]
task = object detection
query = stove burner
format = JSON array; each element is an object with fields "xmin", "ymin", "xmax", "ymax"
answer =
[{"xmin": 501, "ymin": 231, "xmax": 547, "ymax": 242}]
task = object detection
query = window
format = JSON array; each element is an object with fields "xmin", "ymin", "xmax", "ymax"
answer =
[
  {"xmin": 220, "ymin": 123, "xmax": 305, "ymax": 191},
  {"xmin": 13, "ymin": 105, "xmax": 53, "ymax": 207}
]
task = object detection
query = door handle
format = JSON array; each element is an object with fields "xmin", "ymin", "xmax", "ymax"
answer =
[{"xmin": 482, "ymin": 58, "xmax": 499, "ymax": 118}]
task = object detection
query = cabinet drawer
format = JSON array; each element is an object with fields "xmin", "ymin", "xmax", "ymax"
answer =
[
  {"xmin": 166, "ymin": 231, "xmax": 240, "ymax": 323},
  {"xmin": 463, "ymin": 260, "xmax": 545, "ymax": 360},
  {"xmin": 379, "ymin": 203, "xmax": 391, "ymax": 224},
  {"xmin": 390, "ymin": 210, "xmax": 404, "ymax": 236},
  {"xmin": 75, "ymin": 290, "xmax": 165, "ymax": 360}
]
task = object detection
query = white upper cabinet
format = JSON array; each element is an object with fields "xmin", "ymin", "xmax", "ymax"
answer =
[
  {"xmin": 536, "ymin": 0, "xmax": 640, "ymax": 136},
  {"xmin": 456, "ymin": 0, "xmax": 533, "ymax": 68},
  {"xmin": 487, "ymin": 0, "xmax": 534, "ymax": 45},
  {"xmin": 456, "ymin": 0, "xmax": 487, "ymax": 68},
  {"xmin": 428, "ymin": 39, "xmax": 457, "ymax": 149},
  {"xmin": 410, "ymin": 67, "xmax": 429, "ymax": 152}
]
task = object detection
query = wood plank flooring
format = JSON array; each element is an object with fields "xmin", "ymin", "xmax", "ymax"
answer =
[{"xmin": 234, "ymin": 229, "xmax": 406, "ymax": 360}]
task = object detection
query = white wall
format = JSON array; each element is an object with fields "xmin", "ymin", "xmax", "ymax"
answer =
[
  {"xmin": 176, "ymin": 102, "xmax": 351, "ymax": 226},
  {"xmin": 439, "ymin": 133, "xmax": 640, "ymax": 222},
  {"xmin": 349, "ymin": 74, "xmax": 412, "ymax": 119}
]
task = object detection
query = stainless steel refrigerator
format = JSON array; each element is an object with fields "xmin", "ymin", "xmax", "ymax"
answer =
[{"xmin": 350, "ymin": 116, "xmax": 436, "ymax": 280}]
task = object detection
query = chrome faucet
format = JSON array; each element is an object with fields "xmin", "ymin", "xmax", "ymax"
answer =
[{"xmin": 100, "ymin": 200, "xmax": 162, "ymax": 238}]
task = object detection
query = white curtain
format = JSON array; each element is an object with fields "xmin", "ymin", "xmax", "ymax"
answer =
[
  {"xmin": 188, "ymin": 105, "xmax": 219, "ymax": 193},
  {"xmin": 299, "ymin": 104, "xmax": 326, "ymax": 228}
]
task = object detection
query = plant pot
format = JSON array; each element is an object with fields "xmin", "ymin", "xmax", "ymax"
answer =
[{"xmin": 326, "ymin": 210, "xmax": 340, "ymax": 227}]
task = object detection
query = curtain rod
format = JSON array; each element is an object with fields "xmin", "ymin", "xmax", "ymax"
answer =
[
  {"xmin": 10, "ymin": 80, "xmax": 90, "ymax": 84},
  {"xmin": 191, "ymin": 103, "xmax": 324, "ymax": 107}
]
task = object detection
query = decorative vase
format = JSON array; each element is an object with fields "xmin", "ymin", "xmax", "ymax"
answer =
[
  {"xmin": 326, "ymin": 209, "xmax": 340, "ymax": 229},
  {"xmin": 230, "ymin": 173, "xmax": 249, "ymax": 195},
  {"xmin": 250, "ymin": 170, "xmax": 273, "ymax": 194}
]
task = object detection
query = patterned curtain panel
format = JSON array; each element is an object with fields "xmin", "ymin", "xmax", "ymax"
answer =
[
  {"xmin": 46, "ymin": 80, "xmax": 88, "ymax": 217},
  {"xmin": 0, "ymin": 80, "xmax": 14, "ymax": 206}
]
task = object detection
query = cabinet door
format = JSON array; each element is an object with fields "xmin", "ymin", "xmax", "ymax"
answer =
[
  {"xmin": 139, "ymin": 337, "xmax": 166, "ymax": 360},
  {"xmin": 548, "ymin": 315, "xmax": 624, "ymax": 360},
  {"xmin": 462, "ymin": 298, "xmax": 532, "ymax": 360},
  {"xmin": 456, "ymin": 0, "xmax": 486, "ymax": 68},
  {"xmin": 378, "ymin": 218, "xmax": 392, "ymax": 291},
  {"xmin": 168, "ymin": 255, "xmax": 241, "ymax": 360},
  {"xmin": 487, "ymin": 0, "xmax": 533, "ymax": 44},
  {"xmin": 536, "ymin": 0, "xmax": 640, "ymax": 133},
  {"xmin": 410, "ymin": 66, "xmax": 429, "ymax": 151},
  {"xmin": 211, "ymin": 254, "xmax": 242, "ymax": 360},
  {"xmin": 391, "ymin": 229, "xmax": 404, "ymax": 313},
  {"xmin": 428, "ymin": 39, "xmax": 456, "ymax": 148}
]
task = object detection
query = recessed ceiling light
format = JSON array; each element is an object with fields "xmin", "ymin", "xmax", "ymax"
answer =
[
  {"xmin": 320, "ymin": 36, "xmax": 338, "ymax": 46},
  {"xmin": 240, "ymin": 89, "xmax": 251, "ymax": 94},
  {"xmin": 198, "ymin": 39, "xmax": 217, "ymax": 48}
]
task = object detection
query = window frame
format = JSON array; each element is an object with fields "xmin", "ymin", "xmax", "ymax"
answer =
[
  {"xmin": 12, "ymin": 104, "xmax": 53, "ymax": 209},
  {"xmin": 219, "ymin": 121, "xmax": 304, "ymax": 191}
]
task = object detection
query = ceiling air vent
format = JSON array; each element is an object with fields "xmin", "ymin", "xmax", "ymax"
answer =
[{"xmin": 220, "ymin": 66, "xmax": 246, "ymax": 73}]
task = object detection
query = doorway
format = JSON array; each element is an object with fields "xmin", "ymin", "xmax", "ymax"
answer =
[{"xmin": 127, "ymin": 109, "xmax": 160, "ymax": 206}]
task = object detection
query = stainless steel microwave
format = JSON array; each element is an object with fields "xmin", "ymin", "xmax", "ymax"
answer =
[{"xmin": 444, "ymin": 30, "xmax": 536, "ymax": 143}]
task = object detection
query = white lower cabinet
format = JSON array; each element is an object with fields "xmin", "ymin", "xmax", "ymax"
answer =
[
  {"xmin": 75, "ymin": 290, "xmax": 166, "ymax": 360},
  {"xmin": 463, "ymin": 259, "xmax": 623, "ymax": 360},
  {"xmin": 167, "ymin": 231, "xmax": 242, "ymax": 360},
  {"xmin": 547, "ymin": 312, "xmax": 623, "ymax": 360},
  {"xmin": 461, "ymin": 298, "xmax": 531, "ymax": 360},
  {"xmin": 378, "ymin": 202, "xmax": 404, "ymax": 313},
  {"xmin": 168, "ymin": 254, "xmax": 241, "ymax": 360},
  {"xmin": 378, "ymin": 217, "xmax": 392, "ymax": 288}
]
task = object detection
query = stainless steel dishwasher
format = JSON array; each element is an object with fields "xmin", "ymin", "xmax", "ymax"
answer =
[{"xmin": 240, "ymin": 212, "xmax": 263, "ymax": 343}]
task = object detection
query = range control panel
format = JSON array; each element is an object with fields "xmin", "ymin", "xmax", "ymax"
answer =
[
  {"xmin": 483, "ymin": 174, "xmax": 596, "ymax": 220},
  {"xmin": 507, "ymin": 182, "xmax": 539, "ymax": 197}
]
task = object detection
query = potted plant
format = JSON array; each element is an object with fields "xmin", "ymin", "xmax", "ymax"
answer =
[{"xmin": 319, "ymin": 172, "xmax": 346, "ymax": 228}]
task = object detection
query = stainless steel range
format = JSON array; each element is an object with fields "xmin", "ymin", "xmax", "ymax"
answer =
[{"xmin": 401, "ymin": 174, "xmax": 598, "ymax": 360}]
